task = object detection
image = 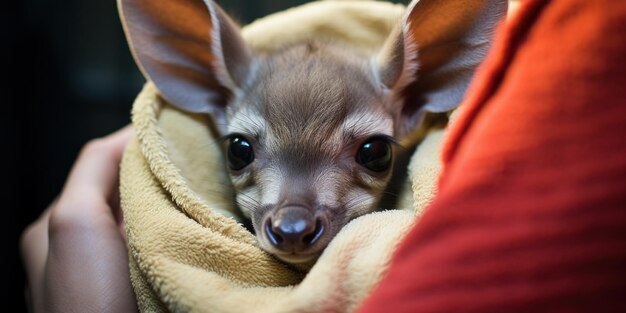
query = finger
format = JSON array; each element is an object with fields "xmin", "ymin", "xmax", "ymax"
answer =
[
  {"xmin": 108, "ymin": 178, "xmax": 130, "ymax": 241},
  {"xmin": 21, "ymin": 203, "xmax": 53, "ymax": 279},
  {"xmin": 44, "ymin": 204, "xmax": 138, "ymax": 313},
  {"xmin": 65, "ymin": 125, "xmax": 132, "ymax": 195},
  {"xmin": 20, "ymin": 204, "xmax": 53, "ymax": 313},
  {"xmin": 57, "ymin": 126, "xmax": 133, "ymax": 217}
]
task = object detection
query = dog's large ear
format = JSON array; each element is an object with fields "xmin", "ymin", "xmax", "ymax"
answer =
[
  {"xmin": 118, "ymin": 0, "xmax": 254, "ymax": 122},
  {"xmin": 376, "ymin": 0, "xmax": 507, "ymax": 134}
]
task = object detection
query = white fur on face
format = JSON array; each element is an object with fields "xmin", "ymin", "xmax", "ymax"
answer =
[
  {"xmin": 341, "ymin": 188, "xmax": 377, "ymax": 220},
  {"xmin": 341, "ymin": 111, "xmax": 393, "ymax": 139},
  {"xmin": 227, "ymin": 105, "xmax": 394, "ymax": 222},
  {"xmin": 230, "ymin": 171, "xmax": 251, "ymax": 190},
  {"xmin": 257, "ymin": 166, "xmax": 284, "ymax": 205},
  {"xmin": 227, "ymin": 108, "xmax": 266, "ymax": 136},
  {"xmin": 236, "ymin": 184, "xmax": 261, "ymax": 218},
  {"xmin": 312, "ymin": 167, "xmax": 342, "ymax": 208}
]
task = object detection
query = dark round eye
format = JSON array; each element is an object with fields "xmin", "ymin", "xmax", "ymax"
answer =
[
  {"xmin": 356, "ymin": 137, "xmax": 392, "ymax": 172},
  {"xmin": 227, "ymin": 136, "xmax": 254, "ymax": 170}
]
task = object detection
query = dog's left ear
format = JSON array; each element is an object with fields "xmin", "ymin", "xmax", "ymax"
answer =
[
  {"xmin": 376, "ymin": 0, "xmax": 508, "ymax": 134},
  {"xmin": 118, "ymin": 0, "xmax": 254, "ymax": 127}
]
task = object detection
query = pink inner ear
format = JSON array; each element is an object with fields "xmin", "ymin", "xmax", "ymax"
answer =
[
  {"xmin": 375, "ymin": 0, "xmax": 507, "ymax": 135},
  {"xmin": 405, "ymin": 0, "xmax": 507, "ymax": 114}
]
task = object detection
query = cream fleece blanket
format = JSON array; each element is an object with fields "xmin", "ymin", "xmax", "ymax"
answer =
[{"xmin": 120, "ymin": 1, "xmax": 447, "ymax": 312}]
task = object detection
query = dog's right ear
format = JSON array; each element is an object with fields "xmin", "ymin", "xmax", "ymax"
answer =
[{"xmin": 118, "ymin": 0, "xmax": 254, "ymax": 122}]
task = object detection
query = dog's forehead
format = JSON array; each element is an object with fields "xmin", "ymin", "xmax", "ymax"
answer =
[
  {"xmin": 259, "ymin": 47, "xmax": 383, "ymax": 139},
  {"xmin": 257, "ymin": 45, "xmax": 379, "ymax": 110},
  {"xmin": 226, "ymin": 43, "xmax": 394, "ymax": 173}
]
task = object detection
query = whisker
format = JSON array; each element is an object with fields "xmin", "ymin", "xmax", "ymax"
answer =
[{"xmin": 381, "ymin": 190, "xmax": 400, "ymax": 198}]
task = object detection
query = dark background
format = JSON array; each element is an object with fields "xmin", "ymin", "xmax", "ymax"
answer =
[{"xmin": 3, "ymin": 0, "xmax": 402, "ymax": 311}]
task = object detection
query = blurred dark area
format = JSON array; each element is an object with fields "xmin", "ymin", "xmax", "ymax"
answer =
[{"xmin": 2, "ymin": 0, "xmax": 403, "ymax": 311}]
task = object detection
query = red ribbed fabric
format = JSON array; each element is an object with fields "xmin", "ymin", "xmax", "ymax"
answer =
[{"xmin": 358, "ymin": 0, "xmax": 626, "ymax": 311}]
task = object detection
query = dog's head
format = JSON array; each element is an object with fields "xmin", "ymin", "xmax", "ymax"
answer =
[{"xmin": 119, "ymin": 0, "xmax": 507, "ymax": 263}]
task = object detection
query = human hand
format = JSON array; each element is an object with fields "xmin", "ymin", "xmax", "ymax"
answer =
[{"xmin": 20, "ymin": 126, "xmax": 138, "ymax": 313}]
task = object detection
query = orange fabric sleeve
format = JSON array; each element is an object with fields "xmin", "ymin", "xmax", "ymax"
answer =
[{"xmin": 358, "ymin": 0, "xmax": 626, "ymax": 311}]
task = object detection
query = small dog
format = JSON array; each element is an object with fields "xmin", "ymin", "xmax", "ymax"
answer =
[{"xmin": 120, "ymin": 0, "xmax": 506, "ymax": 264}]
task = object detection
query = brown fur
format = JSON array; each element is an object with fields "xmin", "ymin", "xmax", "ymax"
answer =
[
  {"xmin": 120, "ymin": 0, "xmax": 508, "ymax": 264},
  {"xmin": 225, "ymin": 43, "xmax": 396, "ymax": 262},
  {"xmin": 234, "ymin": 43, "xmax": 389, "ymax": 168}
]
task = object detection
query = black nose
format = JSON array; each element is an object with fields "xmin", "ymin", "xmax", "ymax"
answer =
[{"xmin": 265, "ymin": 206, "xmax": 325, "ymax": 252}]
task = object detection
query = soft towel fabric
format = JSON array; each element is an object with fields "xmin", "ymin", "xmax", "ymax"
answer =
[
  {"xmin": 358, "ymin": 0, "xmax": 626, "ymax": 311},
  {"xmin": 120, "ymin": 2, "xmax": 449, "ymax": 312}
]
